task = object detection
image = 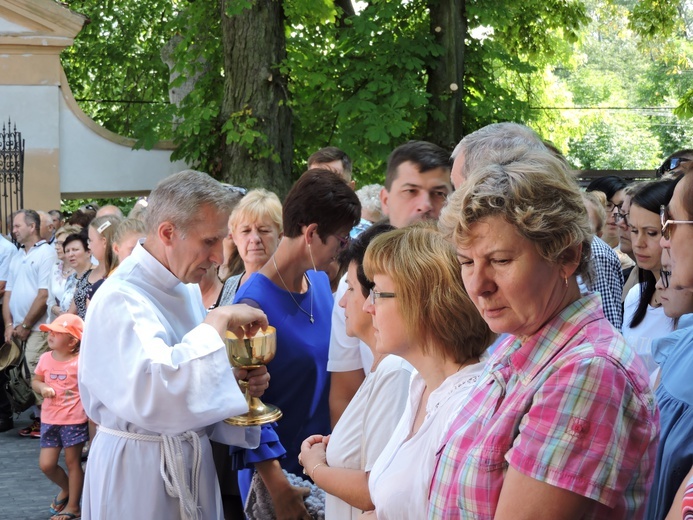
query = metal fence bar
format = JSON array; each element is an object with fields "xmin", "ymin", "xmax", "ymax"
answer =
[{"xmin": 0, "ymin": 119, "xmax": 24, "ymax": 236}]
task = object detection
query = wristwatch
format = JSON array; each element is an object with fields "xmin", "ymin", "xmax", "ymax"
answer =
[{"xmin": 20, "ymin": 323, "xmax": 29, "ymax": 330}]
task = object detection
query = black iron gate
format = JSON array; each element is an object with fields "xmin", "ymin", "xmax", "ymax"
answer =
[{"xmin": 0, "ymin": 119, "xmax": 24, "ymax": 235}]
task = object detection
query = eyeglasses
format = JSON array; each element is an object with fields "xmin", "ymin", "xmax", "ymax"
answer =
[
  {"xmin": 606, "ymin": 201, "xmax": 623, "ymax": 213},
  {"xmin": 370, "ymin": 289, "xmax": 396, "ymax": 305},
  {"xmin": 225, "ymin": 185, "xmax": 248, "ymax": 196},
  {"xmin": 333, "ymin": 233, "xmax": 350, "ymax": 250},
  {"xmin": 49, "ymin": 373, "xmax": 67, "ymax": 381},
  {"xmin": 660, "ymin": 268, "xmax": 671, "ymax": 289},
  {"xmin": 660, "ymin": 205, "xmax": 693, "ymax": 240},
  {"xmin": 657, "ymin": 157, "xmax": 690, "ymax": 178},
  {"xmin": 615, "ymin": 211, "xmax": 629, "ymax": 227}
]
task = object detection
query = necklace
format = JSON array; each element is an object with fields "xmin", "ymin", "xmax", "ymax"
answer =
[{"xmin": 272, "ymin": 255, "xmax": 314, "ymax": 324}]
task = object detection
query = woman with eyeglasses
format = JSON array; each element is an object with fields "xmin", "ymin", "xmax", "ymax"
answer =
[
  {"xmin": 48, "ymin": 225, "xmax": 81, "ymax": 320},
  {"xmin": 644, "ymin": 242, "xmax": 693, "ymax": 520},
  {"xmin": 615, "ymin": 183, "xmax": 641, "ymax": 300},
  {"xmin": 587, "ymin": 175, "xmax": 628, "ymax": 249},
  {"xmin": 623, "ymin": 179, "xmax": 676, "ymax": 382},
  {"xmin": 345, "ymin": 224, "xmax": 494, "ymax": 520},
  {"xmin": 232, "ymin": 169, "xmax": 360, "ymax": 518}
]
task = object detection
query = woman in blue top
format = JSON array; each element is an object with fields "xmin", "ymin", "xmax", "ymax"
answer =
[{"xmin": 234, "ymin": 168, "xmax": 361, "ymax": 517}]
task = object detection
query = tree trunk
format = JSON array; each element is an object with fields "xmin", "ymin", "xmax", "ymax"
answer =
[
  {"xmin": 220, "ymin": 0, "xmax": 292, "ymax": 195},
  {"xmin": 426, "ymin": 0, "xmax": 467, "ymax": 150}
]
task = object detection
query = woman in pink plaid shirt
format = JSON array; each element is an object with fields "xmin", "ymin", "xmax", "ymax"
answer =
[{"xmin": 428, "ymin": 145, "xmax": 659, "ymax": 519}]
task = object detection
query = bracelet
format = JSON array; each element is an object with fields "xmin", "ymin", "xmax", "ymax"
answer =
[{"xmin": 309, "ymin": 462, "xmax": 326, "ymax": 480}]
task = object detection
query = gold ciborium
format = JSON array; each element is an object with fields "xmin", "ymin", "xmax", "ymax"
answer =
[{"xmin": 224, "ymin": 326, "xmax": 282, "ymax": 426}]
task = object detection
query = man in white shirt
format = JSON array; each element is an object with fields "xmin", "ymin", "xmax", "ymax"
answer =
[
  {"xmin": 328, "ymin": 141, "xmax": 453, "ymax": 425},
  {"xmin": 3, "ymin": 209, "xmax": 57, "ymax": 437},
  {"xmin": 79, "ymin": 170, "xmax": 270, "ymax": 520}
]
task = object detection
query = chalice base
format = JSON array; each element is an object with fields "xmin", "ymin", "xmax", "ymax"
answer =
[{"xmin": 224, "ymin": 397, "xmax": 283, "ymax": 427}]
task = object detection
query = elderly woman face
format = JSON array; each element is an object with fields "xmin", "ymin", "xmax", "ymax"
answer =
[
  {"xmin": 457, "ymin": 215, "xmax": 569, "ymax": 338},
  {"xmin": 231, "ymin": 214, "xmax": 281, "ymax": 269}
]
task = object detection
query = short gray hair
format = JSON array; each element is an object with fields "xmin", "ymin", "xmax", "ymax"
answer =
[
  {"xmin": 440, "ymin": 147, "xmax": 594, "ymax": 286},
  {"xmin": 145, "ymin": 170, "xmax": 237, "ymax": 235},
  {"xmin": 452, "ymin": 122, "xmax": 545, "ymax": 178},
  {"xmin": 355, "ymin": 184, "xmax": 383, "ymax": 219}
]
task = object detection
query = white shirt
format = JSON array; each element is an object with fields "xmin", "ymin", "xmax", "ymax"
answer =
[
  {"xmin": 368, "ymin": 361, "xmax": 486, "ymax": 520},
  {"xmin": 79, "ymin": 242, "xmax": 257, "ymax": 520},
  {"xmin": 7, "ymin": 240, "xmax": 56, "ymax": 329},
  {"xmin": 327, "ymin": 275, "xmax": 373, "ymax": 374},
  {"xmin": 623, "ymin": 283, "xmax": 673, "ymax": 381},
  {"xmin": 325, "ymin": 355, "xmax": 413, "ymax": 520},
  {"xmin": 0, "ymin": 234, "xmax": 17, "ymax": 283}
]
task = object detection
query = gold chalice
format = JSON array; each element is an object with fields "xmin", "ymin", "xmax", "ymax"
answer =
[{"xmin": 224, "ymin": 326, "xmax": 282, "ymax": 426}]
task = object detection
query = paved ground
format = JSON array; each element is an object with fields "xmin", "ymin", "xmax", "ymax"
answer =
[
  {"xmin": 0, "ymin": 412, "xmax": 246, "ymax": 520},
  {"xmin": 0, "ymin": 410, "xmax": 61, "ymax": 520}
]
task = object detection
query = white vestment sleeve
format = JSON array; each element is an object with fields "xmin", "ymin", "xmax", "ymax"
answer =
[{"xmin": 80, "ymin": 282, "xmax": 249, "ymax": 436}]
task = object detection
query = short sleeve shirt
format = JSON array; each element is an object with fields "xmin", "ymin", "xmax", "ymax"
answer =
[
  {"xmin": 428, "ymin": 294, "xmax": 659, "ymax": 520},
  {"xmin": 35, "ymin": 351, "xmax": 87, "ymax": 425}
]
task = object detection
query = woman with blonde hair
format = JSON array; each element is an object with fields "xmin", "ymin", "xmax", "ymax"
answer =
[
  {"xmin": 218, "ymin": 188, "xmax": 282, "ymax": 306},
  {"xmin": 68, "ymin": 215, "xmax": 121, "ymax": 319},
  {"xmin": 333, "ymin": 224, "xmax": 494, "ymax": 520},
  {"xmin": 429, "ymin": 146, "xmax": 658, "ymax": 519}
]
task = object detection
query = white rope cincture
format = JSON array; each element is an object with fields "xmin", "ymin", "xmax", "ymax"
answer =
[{"xmin": 98, "ymin": 426, "xmax": 202, "ymax": 520}]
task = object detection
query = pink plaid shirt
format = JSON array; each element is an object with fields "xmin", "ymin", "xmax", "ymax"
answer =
[{"xmin": 428, "ymin": 295, "xmax": 659, "ymax": 519}]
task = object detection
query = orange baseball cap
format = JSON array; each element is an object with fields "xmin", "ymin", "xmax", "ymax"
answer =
[{"xmin": 39, "ymin": 314, "xmax": 84, "ymax": 340}]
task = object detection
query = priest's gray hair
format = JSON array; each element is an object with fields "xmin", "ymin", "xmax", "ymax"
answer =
[{"xmin": 145, "ymin": 170, "xmax": 237, "ymax": 235}]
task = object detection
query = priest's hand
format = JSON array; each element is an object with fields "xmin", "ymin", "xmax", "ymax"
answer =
[
  {"xmin": 234, "ymin": 366, "xmax": 270, "ymax": 397},
  {"xmin": 205, "ymin": 304, "xmax": 268, "ymax": 339}
]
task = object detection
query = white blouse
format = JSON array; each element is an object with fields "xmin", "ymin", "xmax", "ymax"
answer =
[
  {"xmin": 325, "ymin": 355, "xmax": 413, "ymax": 520},
  {"xmin": 368, "ymin": 361, "xmax": 486, "ymax": 520}
]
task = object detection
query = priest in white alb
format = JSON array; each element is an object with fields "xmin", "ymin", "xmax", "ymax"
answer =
[{"xmin": 79, "ymin": 170, "xmax": 270, "ymax": 520}]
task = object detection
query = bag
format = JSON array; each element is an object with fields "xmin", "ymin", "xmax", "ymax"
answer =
[
  {"xmin": 0, "ymin": 340, "xmax": 21, "ymax": 371},
  {"xmin": 245, "ymin": 469, "xmax": 325, "ymax": 520},
  {"xmin": 4, "ymin": 345, "xmax": 35, "ymax": 415}
]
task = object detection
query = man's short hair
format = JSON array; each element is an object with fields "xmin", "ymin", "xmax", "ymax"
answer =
[
  {"xmin": 144, "ymin": 170, "xmax": 237, "ymax": 235},
  {"xmin": 282, "ymin": 169, "xmax": 361, "ymax": 241},
  {"xmin": 385, "ymin": 140, "xmax": 451, "ymax": 190},
  {"xmin": 307, "ymin": 147, "xmax": 353, "ymax": 180},
  {"xmin": 48, "ymin": 209, "xmax": 62, "ymax": 220},
  {"xmin": 16, "ymin": 209, "xmax": 40, "ymax": 234}
]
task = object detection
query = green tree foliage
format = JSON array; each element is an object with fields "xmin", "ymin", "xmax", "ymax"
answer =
[{"xmin": 59, "ymin": 0, "xmax": 691, "ymax": 189}]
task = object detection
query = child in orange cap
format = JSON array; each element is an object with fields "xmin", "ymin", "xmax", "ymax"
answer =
[{"xmin": 32, "ymin": 313, "xmax": 86, "ymax": 520}]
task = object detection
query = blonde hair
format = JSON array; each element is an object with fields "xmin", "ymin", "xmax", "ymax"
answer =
[
  {"xmin": 89, "ymin": 215, "xmax": 122, "ymax": 273},
  {"xmin": 363, "ymin": 224, "xmax": 495, "ymax": 363},
  {"xmin": 582, "ymin": 191, "xmax": 606, "ymax": 236},
  {"xmin": 113, "ymin": 218, "xmax": 146, "ymax": 246},
  {"xmin": 229, "ymin": 189, "xmax": 282, "ymax": 233},
  {"xmin": 439, "ymin": 147, "xmax": 594, "ymax": 286},
  {"xmin": 55, "ymin": 224, "xmax": 82, "ymax": 240}
]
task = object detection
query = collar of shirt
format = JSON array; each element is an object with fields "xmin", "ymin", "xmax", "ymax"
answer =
[{"xmin": 488, "ymin": 294, "xmax": 605, "ymax": 385}]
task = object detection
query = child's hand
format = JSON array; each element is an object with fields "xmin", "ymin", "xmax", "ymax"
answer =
[{"xmin": 41, "ymin": 386, "xmax": 56, "ymax": 398}]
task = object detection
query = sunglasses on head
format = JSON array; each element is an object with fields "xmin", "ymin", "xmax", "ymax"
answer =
[{"xmin": 657, "ymin": 157, "xmax": 690, "ymax": 178}]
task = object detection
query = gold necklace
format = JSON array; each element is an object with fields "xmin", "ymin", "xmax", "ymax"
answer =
[{"xmin": 272, "ymin": 255, "xmax": 314, "ymax": 324}]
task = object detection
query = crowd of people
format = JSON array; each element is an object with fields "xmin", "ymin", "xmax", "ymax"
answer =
[{"xmin": 0, "ymin": 125, "xmax": 692, "ymax": 520}]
